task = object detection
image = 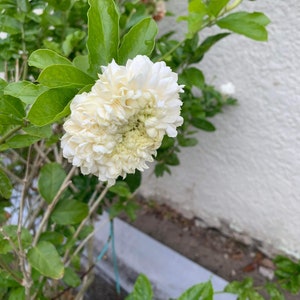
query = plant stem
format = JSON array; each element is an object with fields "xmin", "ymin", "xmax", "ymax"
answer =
[
  {"xmin": 17, "ymin": 146, "xmax": 32, "ymax": 299},
  {"xmin": 33, "ymin": 166, "xmax": 77, "ymax": 246},
  {"xmin": 63, "ymin": 185, "xmax": 109, "ymax": 262}
]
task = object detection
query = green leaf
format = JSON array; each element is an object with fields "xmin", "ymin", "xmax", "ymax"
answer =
[
  {"xmin": 0, "ymin": 15, "xmax": 21, "ymax": 35},
  {"xmin": 51, "ymin": 199, "xmax": 89, "ymax": 225},
  {"xmin": 38, "ymin": 65, "xmax": 94, "ymax": 88},
  {"xmin": 109, "ymin": 181, "xmax": 131, "ymax": 198},
  {"xmin": 178, "ymin": 281, "xmax": 213, "ymax": 300},
  {"xmin": 179, "ymin": 68, "xmax": 204, "ymax": 89},
  {"xmin": 73, "ymin": 55, "xmax": 90, "ymax": 74},
  {"xmin": 0, "ymin": 225, "xmax": 32, "ymax": 254},
  {"xmin": 8, "ymin": 287, "xmax": 25, "ymax": 300},
  {"xmin": 118, "ymin": 17, "xmax": 158, "ymax": 65},
  {"xmin": 4, "ymin": 81, "xmax": 49, "ymax": 105},
  {"xmin": 126, "ymin": 274, "xmax": 153, "ymax": 300},
  {"xmin": 217, "ymin": 12, "xmax": 270, "ymax": 41},
  {"xmin": 38, "ymin": 163, "xmax": 66, "ymax": 204},
  {"xmin": 0, "ymin": 169, "xmax": 12, "ymax": 199},
  {"xmin": 87, "ymin": 0, "xmax": 119, "ymax": 75},
  {"xmin": 265, "ymin": 283, "xmax": 284, "ymax": 300},
  {"xmin": 207, "ymin": 0, "xmax": 230, "ymax": 17},
  {"xmin": 178, "ymin": 135, "xmax": 198, "ymax": 147},
  {"xmin": 191, "ymin": 118, "xmax": 216, "ymax": 131},
  {"xmin": 27, "ymin": 241, "xmax": 64, "ymax": 279},
  {"xmin": 28, "ymin": 49, "xmax": 72, "ymax": 69},
  {"xmin": 63, "ymin": 267, "xmax": 81, "ymax": 288},
  {"xmin": 39, "ymin": 231, "xmax": 65, "ymax": 246},
  {"xmin": 5, "ymin": 134, "xmax": 41, "ymax": 148},
  {"xmin": 62, "ymin": 30, "xmax": 86, "ymax": 57},
  {"xmin": 224, "ymin": 277, "xmax": 254, "ymax": 294},
  {"xmin": 27, "ymin": 88, "xmax": 77, "ymax": 126},
  {"xmin": 124, "ymin": 171, "xmax": 142, "ymax": 193},
  {"xmin": 0, "ymin": 95, "xmax": 25, "ymax": 123},
  {"xmin": 23, "ymin": 124, "xmax": 52, "ymax": 138}
]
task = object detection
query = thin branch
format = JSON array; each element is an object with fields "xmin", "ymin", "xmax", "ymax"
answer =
[
  {"xmin": 17, "ymin": 146, "xmax": 33, "ymax": 298},
  {"xmin": 63, "ymin": 185, "xmax": 109, "ymax": 262},
  {"xmin": 33, "ymin": 166, "xmax": 77, "ymax": 246}
]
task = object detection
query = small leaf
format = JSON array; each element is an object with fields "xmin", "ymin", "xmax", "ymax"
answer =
[
  {"xmin": 51, "ymin": 199, "xmax": 89, "ymax": 225},
  {"xmin": 126, "ymin": 274, "xmax": 153, "ymax": 300},
  {"xmin": 217, "ymin": 12, "xmax": 270, "ymax": 41},
  {"xmin": 0, "ymin": 95, "xmax": 26, "ymax": 120},
  {"xmin": 179, "ymin": 68, "xmax": 204, "ymax": 89},
  {"xmin": 124, "ymin": 171, "xmax": 141, "ymax": 193},
  {"xmin": 38, "ymin": 163, "xmax": 66, "ymax": 204},
  {"xmin": 28, "ymin": 49, "xmax": 72, "ymax": 69},
  {"xmin": 38, "ymin": 65, "xmax": 94, "ymax": 88},
  {"xmin": 191, "ymin": 118, "xmax": 216, "ymax": 131},
  {"xmin": 178, "ymin": 281, "xmax": 213, "ymax": 300},
  {"xmin": 0, "ymin": 169, "xmax": 12, "ymax": 199},
  {"xmin": 62, "ymin": 30, "xmax": 86, "ymax": 57},
  {"xmin": 27, "ymin": 241, "xmax": 64, "ymax": 279},
  {"xmin": 0, "ymin": 15, "xmax": 21, "ymax": 34},
  {"xmin": 109, "ymin": 181, "xmax": 131, "ymax": 198},
  {"xmin": 87, "ymin": 0, "xmax": 119, "ymax": 75},
  {"xmin": 118, "ymin": 18, "xmax": 158, "ymax": 65},
  {"xmin": 27, "ymin": 88, "xmax": 77, "ymax": 126},
  {"xmin": 5, "ymin": 134, "xmax": 41, "ymax": 149},
  {"xmin": 207, "ymin": 0, "xmax": 230, "ymax": 17},
  {"xmin": 39, "ymin": 231, "xmax": 65, "ymax": 246},
  {"xmin": 8, "ymin": 287, "xmax": 25, "ymax": 300},
  {"xmin": 63, "ymin": 267, "xmax": 81, "ymax": 288},
  {"xmin": 4, "ymin": 81, "xmax": 48, "ymax": 105}
]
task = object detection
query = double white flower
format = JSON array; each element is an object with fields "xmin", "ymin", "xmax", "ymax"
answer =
[{"xmin": 61, "ymin": 55, "xmax": 183, "ymax": 186}]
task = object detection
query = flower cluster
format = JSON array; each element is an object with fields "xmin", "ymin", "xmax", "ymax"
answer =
[{"xmin": 61, "ymin": 55, "xmax": 183, "ymax": 186}]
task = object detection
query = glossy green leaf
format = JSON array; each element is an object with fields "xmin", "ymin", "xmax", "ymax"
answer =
[
  {"xmin": 191, "ymin": 118, "xmax": 216, "ymax": 131},
  {"xmin": 51, "ymin": 199, "xmax": 89, "ymax": 225},
  {"xmin": 73, "ymin": 55, "xmax": 89, "ymax": 74},
  {"xmin": 23, "ymin": 124, "xmax": 52, "ymax": 138},
  {"xmin": 0, "ymin": 95, "xmax": 25, "ymax": 121},
  {"xmin": 39, "ymin": 231, "xmax": 65, "ymax": 246},
  {"xmin": 178, "ymin": 281, "xmax": 213, "ymax": 300},
  {"xmin": 63, "ymin": 267, "xmax": 81, "ymax": 288},
  {"xmin": 87, "ymin": 0, "xmax": 119, "ymax": 75},
  {"xmin": 28, "ymin": 49, "xmax": 72, "ymax": 69},
  {"xmin": 38, "ymin": 65, "xmax": 94, "ymax": 88},
  {"xmin": 207, "ymin": 0, "xmax": 230, "ymax": 17},
  {"xmin": 118, "ymin": 17, "xmax": 158, "ymax": 65},
  {"xmin": 109, "ymin": 181, "xmax": 131, "ymax": 198},
  {"xmin": 124, "ymin": 171, "xmax": 142, "ymax": 193},
  {"xmin": 27, "ymin": 88, "xmax": 77, "ymax": 126},
  {"xmin": 5, "ymin": 134, "xmax": 41, "ymax": 148},
  {"xmin": 0, "ymin": 169, "xmax": 12, "ymax": 199},
  {"xmin": 126, "ymin": 274, "xmax": 153, "ymax": 300},
  {"xmin": 179, "ymin": 67, "xmax": 204, "ymax": 89},
  {"xmin": 4, "ymin": 81, "xmax": 48, "ymax": 105},
  {"xmin": 217, "ymin": 12, "xmax": 270, "ymax": 41},
  {"xmin": 27, "ymin": 241, "xmax": 64, "ymax": 279},
  {"xmin": 38, "ymin": 163, "xmax": 66, "ymax": 204}
]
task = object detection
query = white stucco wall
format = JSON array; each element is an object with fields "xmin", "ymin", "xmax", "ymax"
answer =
[{"xmin": 141, "ymin": 0, "xmax": 300, "ymax": 256}]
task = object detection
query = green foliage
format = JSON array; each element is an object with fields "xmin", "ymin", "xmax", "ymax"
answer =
[
  {"xmin": 126, "ymin": 274, "xmax": 153, "ymax": 300},
  {"xmin": 274, "ymin": 255, "xmax": 300, "ymax": 294},
  {"xmin": 225, "ymin": 278, "xmax": 264, "ymax": 299},
  {"xmin": 118, "ymin": 17, "xmax": 158, "ymax": 65},
  {"xmin": 27, "ymin": 241, "xmax": 64, "ymax": 279},
  {"xmin": 217, "ymin": 12, "xmax": 270, "ymax": 41},
  {"xmin": 87, "ymin": 0, "xmax": 119, "ymax": 75},
  {"xmin": 38, "ymin": 163, "xmax": 66, "ymax": 204},
  {"xmin": 0, "ymin": 169, "xmax": 12, "ymax": 199},
  {"xmin": 178, "ymin": 281, "xmax": 213, "ymax": 300}
]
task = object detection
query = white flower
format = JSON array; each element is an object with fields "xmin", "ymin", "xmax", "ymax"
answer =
[
  {"xmin": 0, "ymin": 32, "xmax": 8, "ymax": 40},
  {"xmin": 61, "ymin": 55, "xmax": 183, "ymax": 186},
  {"xmin": 220, "ymin": 82, "xmax": 235, "ymax": 96},
  {"xmin": 33, "ymin": 8, "xmax": 43, "ymax": 15}
]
